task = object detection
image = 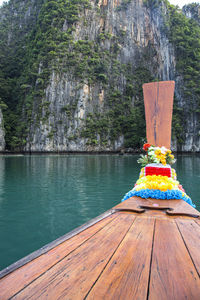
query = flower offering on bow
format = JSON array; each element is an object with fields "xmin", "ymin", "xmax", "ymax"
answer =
[
  {"xmin": 122, "ymin": 143, "xmax": 195, "ymax": 208},
  {"xmin": 138, "ymin": 144, "xmax": 176, "ymax": 167}
]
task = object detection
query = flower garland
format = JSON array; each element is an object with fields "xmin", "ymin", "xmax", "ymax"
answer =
[
  {"xmin": 122, "ymin": 143, "xmax": 195, "ymax": 207},
  {"xmin": 136, "ymin": 175, "xmax": 178, "ymax": 192}
]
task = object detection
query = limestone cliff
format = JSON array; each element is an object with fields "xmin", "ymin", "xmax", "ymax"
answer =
[
  {"xmin": 25, "ymin": 0, "xmax": 176, "ymax": 152},
  {"xmin": 0, "ymin": 0, "xmax": 199, "ymax": 152}
]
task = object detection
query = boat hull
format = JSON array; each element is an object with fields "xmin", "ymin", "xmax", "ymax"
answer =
[{"xmin": 0, "ymin": 196, "xmax": 200, "ymax": 299}]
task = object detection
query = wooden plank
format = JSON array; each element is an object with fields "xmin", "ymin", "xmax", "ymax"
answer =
[
  {"xmin": 87, "ymin": 217, "xmax": 155, "ymax": 299},
  {"xmin": 11, "ymin": 214, "xmax": 135, "ymax": 300},
  {"xmin": 165, "ymin": 200, "xmax": 200, "ymax": 218},
  {"xmin": 148, "ymin": 219, "xmax": 200, "ymax": 300},
  {"xmin": 118, "ymin": 197, "xmax": 200, "ymax": 218},
  {"xmin": 117, "ymin": 196, "xmax": 179, "ymax": 211},
  {"xmin": 0, "ymin": 213, "xmax": 117, "ymax": 300},
  {"xmin": 143, "ymin": 81, "xmax": 175, "ymax": 149},
  {"xmin": 176, "ymin": 219, "xmax": 200, "ymax": 276},
  {"xmin": 115, "ymin": 196, "xmax": 142, "ymax": 210}
]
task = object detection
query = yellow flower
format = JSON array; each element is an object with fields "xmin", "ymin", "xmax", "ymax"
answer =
[
  {"xmin": 134, "ymin": 174, "xmax": 179, "ymax": 192},
  {"xmin": 160, "ymin": 159, "xmax": 166, "ymax": 165},
  {"xmin": 155, "ymin": 149, "xmax": 161, "ymax": 155}
]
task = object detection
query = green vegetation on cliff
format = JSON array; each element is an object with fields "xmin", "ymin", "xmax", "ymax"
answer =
[
  {"xmin": 167, "ymin": 2, "xmax": 200, "ymax": 146},
  {"xmin": 0, "ymin": 0, "xmax": 45, "ymax": 149},
  {"xmin": 144, "ymin": 1, "xmax": 200, "ymax": 148},
  {"xmin": 0, "ymin": 0, "xmax": 92, "ymax": 149},
  {"xmin": 0, "ymin": 0, "xmax": 200, "ymax": 151}
]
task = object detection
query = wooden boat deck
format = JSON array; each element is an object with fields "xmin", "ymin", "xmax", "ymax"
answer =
[{"xmin": 0, "ymin": 196, "xmax": 200, "ymax": 299}]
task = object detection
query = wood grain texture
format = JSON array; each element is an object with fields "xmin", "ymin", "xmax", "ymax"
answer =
[
  {"xmin": 176, "ymin": 219, "xmax": 200, "ymax": 276},
  {"xmin": 0, "ymin": 213, "xmax": 117, "ymax": 300},
  {"xmin": 1, "ymin": 197, "xmax": 200, "ymax": 300},
  {"xmin": 12, "ymin": 214, "xmax": 135, "ymax": 300},
  {"xmin": 148, "ymin": 219, "xmax": 200, "ymax": 300},
  {"xmin": 87, "ymin": 217, "xmax": 155, "ymax": 300},
  {"xmin": 117, "ymin": 196, "xmax": 200, "ymax": 218},
  {"xmin": 143, "ymin": 81, "xmax": 175, "ymax": 149}
]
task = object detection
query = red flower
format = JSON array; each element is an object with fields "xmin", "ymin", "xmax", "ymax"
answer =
[{"xmin": 143, "ymin": 143, "xmax": 151, "ymax": 151}]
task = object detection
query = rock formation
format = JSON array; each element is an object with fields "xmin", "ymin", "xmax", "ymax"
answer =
[{"xmin": 0, "ymin": 0, "xmax": 199, "ymax": 152}]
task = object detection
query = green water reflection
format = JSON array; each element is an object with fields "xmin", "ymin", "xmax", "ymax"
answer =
[{"xmin": 0, "ymin": 154, "xmax": 199, "ymax": 270}]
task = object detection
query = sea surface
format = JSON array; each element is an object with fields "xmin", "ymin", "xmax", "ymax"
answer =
[{"xmin": 0, "ymin": 154, "xmax": 199, "ymax": 271}]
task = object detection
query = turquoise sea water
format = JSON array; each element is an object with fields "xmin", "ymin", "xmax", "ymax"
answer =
[{"xmin": 0, "ymin": 154, "xmax": 199, "ymax": 271}]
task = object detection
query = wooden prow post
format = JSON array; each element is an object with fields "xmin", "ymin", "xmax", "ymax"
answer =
[{"xmin": 143, "ymin": 81, "xmax": 175, "ymax": 149}]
